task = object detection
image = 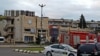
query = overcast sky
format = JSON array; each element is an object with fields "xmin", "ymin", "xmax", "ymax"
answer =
[{"xmin": 0, "ymin": 0, "xmax": 100, "ymax": 21}]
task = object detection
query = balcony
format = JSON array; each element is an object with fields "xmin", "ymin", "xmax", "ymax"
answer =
[
  {"xmin": 4, "ymin": 24, "xmax": 14, "ymax": 31},
  {"xmin": 5, "ymin": 17, "xmax": 14, "ymax": 20},
  {"xmin": 7, "ymin": 24, "xmax": 14, "ymax": 28},
  {"xmin": 3, "ymin": 31, "xmax": 14, "ymax": 37},
  {"xmin": 6, "ymin": 31, "xmax": 14, "ymax": 36}
]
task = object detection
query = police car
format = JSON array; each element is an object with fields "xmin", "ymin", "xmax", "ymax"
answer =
[{"xmin": 43, "ymin": 44, "xmax": 77, "ymax": 56}]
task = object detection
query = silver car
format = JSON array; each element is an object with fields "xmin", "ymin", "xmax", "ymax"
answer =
[{"xmin": 43, "ymin": 44, "xmax": 77, "ymax": 56}]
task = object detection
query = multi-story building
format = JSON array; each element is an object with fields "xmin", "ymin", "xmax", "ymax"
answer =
[
  {"xmin": 3, "ymin": 10, "xmax": 49, "ymax": 43},
  {"xmin": 3, "ymin": 15, "xmax": 49, "ymax": 43},
  {"xmin": 1, "ymin": 10, "xmax": 99, "ymax": 44},
  {"xmin": 87, "ymin": 21, "xmax": 98, "ymax": 30},
  {"xmin": 4, "ymin": 10, "xmax": 35, "ymax": 17}
]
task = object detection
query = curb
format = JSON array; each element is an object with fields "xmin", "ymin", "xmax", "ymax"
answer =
[{"xmin": 13, "ymin": 49, "xmax": 43, "ymax": 54}]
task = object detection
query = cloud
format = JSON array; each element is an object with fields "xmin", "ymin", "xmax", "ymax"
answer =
[
  {"xmin": 0, "ymin": 0, "xmax": 100, "ymax": 21},
  {"xmin": 92, "ymin": 0, "xmax": 100, "ymax": 10}
]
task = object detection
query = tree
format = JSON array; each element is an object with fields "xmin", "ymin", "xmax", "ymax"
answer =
[
  {"xmin": 0, "ymin": 16, "xmax": 6, "ymax": 21},
  {"xmin": 78, "ymin": 14, "xmax": 87, "ymax": 28},
  {"xmin": 91, "ymin": 20, "xmax": 95, "ymax": 22},
  {"xmin": 36, "ymin": 33, "xmax": 41, "ymax": 44}
]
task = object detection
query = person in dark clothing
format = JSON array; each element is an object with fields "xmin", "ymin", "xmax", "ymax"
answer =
[{"xmin": 76, "ymin": 43, "xmax": 80, "ymax": 49}]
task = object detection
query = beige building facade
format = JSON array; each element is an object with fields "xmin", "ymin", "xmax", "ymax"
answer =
[
  {"xmin": 2, "ymin": 16, "xmax": 97, "ymax": 43},
  {"xmin": 0, "ymin": 10, "xmax": 99, "ymax": 43},
  {"xmin": 14, "ymin": 15, "xmax": 37, "ymax": 42},
  {"xmin": 3, "ymin": 15, "xmax": 49, "ymax": 43}
]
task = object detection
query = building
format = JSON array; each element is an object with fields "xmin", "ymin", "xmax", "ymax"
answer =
[
  {"xmin": 3, "ymin": 15, "xmax": 49, "ymax": 43},
  {"xmin": 4, "ymin": 10, "xmax": 35, "ymax": 17},
  {"xmin": 1, "ymin": 10, "xmax": 100, "ymax": 44},
  {"xmin": 2, "ymin": 10, "xmax": 49, "ymax": 43},
  {"xmin": 48, "ymin": 19, "xmax": 73, "ymax": 43}
]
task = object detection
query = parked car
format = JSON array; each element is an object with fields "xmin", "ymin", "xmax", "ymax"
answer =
[
  {"xmin": 0, "ymin": 37, "xmax": 5, "ymax": 43},
  {"xmin": 43, "ymin": 44, "xmax": 77, "ymax": 56},
  {"xmin": 77, "ymin": 43, "xmax": 100, "ymax": 56}
]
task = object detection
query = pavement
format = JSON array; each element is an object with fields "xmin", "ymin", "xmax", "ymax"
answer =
[
  {"xmin": 0, "ymin": 44, "xmax": 45, "ymax": 54},
  {"xmin": 0, "ymin": 48, "xmax": 44, "ymax": 56},
  {"xmin": 0, "ymin": 44, "xmax": 45, "ymax": 47}
]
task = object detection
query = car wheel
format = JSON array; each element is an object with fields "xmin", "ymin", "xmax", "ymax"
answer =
[
  {"xmin": 46, "ymin": 51, "xmax": 52, "ymax": 56},
  {"xmin": 68, "ymin": 53, "xmax": 75, "ymax": 56}
]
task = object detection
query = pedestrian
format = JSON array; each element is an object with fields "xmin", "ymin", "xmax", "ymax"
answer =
[{"xmin": 76, "ymin": 43, "xmax": 80, "ymax": 49}]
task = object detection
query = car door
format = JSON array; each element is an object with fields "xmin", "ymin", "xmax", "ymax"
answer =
[
  {"xmin": 50, "ymin": 44, "xmax": 61, "ymax": 56},
  {"xmin": 58, "ymin": 45, "xmax": 69, "ymax": 56},
  {"xmin": 96, "ymin": 43, "xmax": 100, "ymax": 55}
]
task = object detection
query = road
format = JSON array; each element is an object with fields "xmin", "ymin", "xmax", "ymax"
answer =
[{"xmin": 0, "ymin": 48, "xmax": 44, "ymax": 56}]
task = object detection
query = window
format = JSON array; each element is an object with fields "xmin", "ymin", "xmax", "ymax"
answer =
[
  {"xmin": 16, "ymin": 11, "xmax": 19, "ymax": 17},
  {"xmin": 26, "ymin": 11, "xmax": 29, "ymax": 16},
  {"xmin": 11, "ymin": 19, "xmax": 14, "ymax": 24},
  {"xmin": 42, "ymin": 30, "xmax": 46, "ymax": 32},
  {"xmin": 79, "ymin": 44, "xmax": 95, "ymax": 52},
  {"xmin": 0, "ymin": 39, "xmax": 4, "ymax": 41},
  {"xmin": 38, "ymin": 30, "xmax": 46, "ymax": 32},
  {"xmin": 59, "ymin": 45, "xmax": 65, "ymax": 49},
  {"xmin": 21, "ymin": 10, "xmax": 24, "ymax": 15},
  {"xmin": 24, "ymin": 36, "xmax": 33, "ymax": 42},
  {"xmin": 25, "ymin": 29, "xmax": 30, "ymax": 31},
  {"xmin": 51, "ymin": 45, "xmax": 59, "ymax": 49},
  {"xmin": 96, "ymin": 43, "xmax": 100, "ymax": 51},
  {"xmin": 65, "ymin": 45, "xmax": 75, "ymax": 50}
]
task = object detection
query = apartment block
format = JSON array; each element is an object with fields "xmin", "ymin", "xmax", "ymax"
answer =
[
  {"xmin": 3, "ymin": 15, "xmax": 49, "ymax": 43},
  {"xmin": 4, "ymin": 10, "xmax": 35, "ymax": 17}
]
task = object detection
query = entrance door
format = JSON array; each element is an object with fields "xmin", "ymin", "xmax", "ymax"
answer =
[{"xmin": 24, "ymin": 36, "xmax": 33, "ymax": 43}]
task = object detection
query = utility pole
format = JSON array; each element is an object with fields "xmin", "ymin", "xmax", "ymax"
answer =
[{"xmin": 39, "ymin": 4, "xmax": 46, "ymax": 45}]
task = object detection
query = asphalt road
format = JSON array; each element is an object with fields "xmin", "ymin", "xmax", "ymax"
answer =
[{"xmin": 0, "ymin": 48, "xmax": 44, "ymax": 56}]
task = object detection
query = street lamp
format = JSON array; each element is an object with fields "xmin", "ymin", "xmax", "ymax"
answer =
[{"xmin": 39, "ymin": 4, "xmax": 46, "ymax": 44}]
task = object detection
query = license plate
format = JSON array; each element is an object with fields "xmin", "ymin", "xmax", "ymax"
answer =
[{"xmin": 81, "ymin": 54, "xmax": 91, "ymax": 56}]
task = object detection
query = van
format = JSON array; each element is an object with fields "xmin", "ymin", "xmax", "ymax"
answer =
[
  {"xmin": 0, "ymin": 37, "xmax": 5, "ymax": 42},
  {"xmin": 77, "ymin": 43, "xmax": 100, "ymax": 56}
]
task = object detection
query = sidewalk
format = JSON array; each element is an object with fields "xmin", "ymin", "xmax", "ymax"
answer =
[
  {"xmin": 0, "ymin": 44, "xmax": 45, "ymax": 54},
  {"xmin": 0, "ymin": 44, "xmax": 45, "ymax": 47}
]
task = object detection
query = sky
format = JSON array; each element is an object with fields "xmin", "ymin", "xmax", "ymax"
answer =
[{"xmin": 0, "ymin": 0, "xmax": 100, "ymax": 21}]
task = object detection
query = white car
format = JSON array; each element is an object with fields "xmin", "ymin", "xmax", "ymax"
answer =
[{"xmin": 43, "ymin": 44, "xmax": 77, "ymax": 56}]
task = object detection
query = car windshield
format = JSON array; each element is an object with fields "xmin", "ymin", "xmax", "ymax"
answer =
[
  {"xmin": 64, "ymin": 45, "xmax": 75, "ymax": 50},
  {"xmin": 79, "ymin": 44, "xmax": 95, "ymax": 52}
]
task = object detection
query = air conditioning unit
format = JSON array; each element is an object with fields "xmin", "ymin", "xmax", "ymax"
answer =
[{"xmin": 30, "ymin": 28, "xmax": 35, "ymax": 34}]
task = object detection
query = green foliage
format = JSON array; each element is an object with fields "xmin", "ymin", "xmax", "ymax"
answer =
[
  {"xmin": 0, "ymin": 16, "xmax": 6, "ymax": 21},
  {"xmin": 18, "ymin": 47, "xmax": 44, "ymax": 51},
  {"xmin": 36, "ymin": 34, "xmax": 41, "ymax": 44},
  {"xmin": 78, "ymin": 14, "xmax": 87, "ymax": 28},
  {"xmin": 36, "ymin": 37, "xmax": 41, "ymax": 44}
]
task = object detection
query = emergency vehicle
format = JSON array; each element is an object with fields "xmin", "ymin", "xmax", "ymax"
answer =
[{"xmin": 59, "ymin": 31, "xmax": 96, "ymax": 47}]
